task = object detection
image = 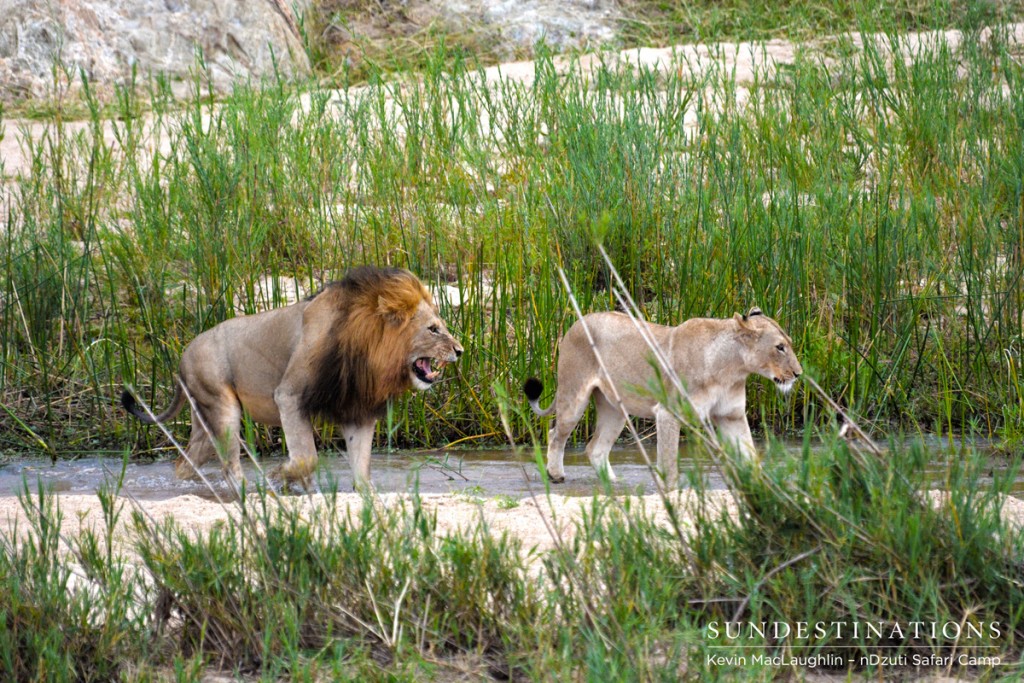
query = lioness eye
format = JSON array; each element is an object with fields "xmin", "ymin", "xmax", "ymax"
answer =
[
  {"xmin": 429, "ymin": 324, "xmax": 440, "ymax": 334},
  {"xmin": 776, "ymin": 343, "xmax": 785, "ymax": 352}
]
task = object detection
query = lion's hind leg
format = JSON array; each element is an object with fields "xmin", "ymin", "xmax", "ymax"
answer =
[
  {"xmin": 175, "ymin": 425, "xmax": 216, "ymax": 480},
  {"xmin": 174, "ymin": 401, "xmax": 243, "ymax": 483}
]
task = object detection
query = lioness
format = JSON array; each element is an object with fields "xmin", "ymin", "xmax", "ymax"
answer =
[
  {"xmin": 122, "ymin": 266, "xmax": 463, "ymax": 489},
  {"xmin": 524, "ymin": 307, "xmax": 801, "ymax": 489}
]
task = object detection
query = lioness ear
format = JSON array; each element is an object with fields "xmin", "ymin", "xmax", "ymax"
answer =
[
  {"xmin": 734, "ymin": 312, "xmax": 759, "ymax": 338},
  {"xmin": 747, "ymin": 307, "xmax": 763, "ymax": 318}
]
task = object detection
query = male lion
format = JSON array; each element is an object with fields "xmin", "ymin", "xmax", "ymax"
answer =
[
  {"xmin": 122, "ymin": 266, "xmax": 463, "ymax": 489},
  {"xmin": 524, "ymin": 307, "xmax": 801, "ymax": 489}
]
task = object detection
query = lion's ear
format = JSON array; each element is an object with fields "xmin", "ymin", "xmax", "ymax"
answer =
[
  {"xmin": 747, "ymin": 307, "xmax": 762, "ymax": 318},
  {"xmin": 377, "ymin": 291, "xmax": 420, "ymax": 325}
]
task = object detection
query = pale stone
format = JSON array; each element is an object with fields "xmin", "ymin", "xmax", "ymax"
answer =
[{"xmin": 0, "ymin": 0, "xmax": 311, "ymax": 103}]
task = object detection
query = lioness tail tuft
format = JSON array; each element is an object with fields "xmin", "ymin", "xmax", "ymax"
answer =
[{"xmin": 523, "ymin": 377, "xmax": 544, "ymax": 401}]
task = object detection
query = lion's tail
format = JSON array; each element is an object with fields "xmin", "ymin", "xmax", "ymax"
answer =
[
  {"xmin": 523, "ymin": 377, "xmax": 555, "ymax": 417},
  {"xmin": 121, "ymin": 378, "xmax": 187, "ymax": 425}
]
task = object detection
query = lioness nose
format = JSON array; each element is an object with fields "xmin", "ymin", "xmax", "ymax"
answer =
[{"xmin": 454, "ymin": 345, "xmax": 463, "ymax": 359}]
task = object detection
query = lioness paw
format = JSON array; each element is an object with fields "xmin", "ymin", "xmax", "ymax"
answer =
[{"xmin": 546, "ymin": 470, "xmax": 566, "ymax": 484}]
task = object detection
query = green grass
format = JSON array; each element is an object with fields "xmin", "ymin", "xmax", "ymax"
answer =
[
  {"xmin": 0, "ymin": 433, "xmax": 1019, "ymax": 678},
  {"xmin": 0, "ymin": 478, "xmax": 146, "ymax": 682},
  {"xmin": 619, "ymin": 0, "xmax": 1020, "ymax": 48},
  {"xmin": 2, "ymin": 5, "xmax": 1023, "ymax": 680},
  {"xmin": 301, "ymin": 0, "xmax": 1024, "ymax": 87},
  {"xmin": 2, "ymin": 23, "xmax": 1024, "ymax": 455},
  {"xmin": 301, "ymin": 0, "xmax": 512, "ymax": 86}
]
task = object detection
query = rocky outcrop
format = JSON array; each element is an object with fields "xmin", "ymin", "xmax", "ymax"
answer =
[
  {"xmin": 0, "ymin": 0, "xmax": 311, "ymax": 103},
  {"xmin": 456, "ymin": 0, "xmax": 619, "ymax": 56}
]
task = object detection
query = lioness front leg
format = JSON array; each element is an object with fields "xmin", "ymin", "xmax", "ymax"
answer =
[
  {"xmin": 343, "ymin": 422, "xmax": 376, "ymax": 492},
  {"xmin": 714, "ymin": 412, "xmax": 757, "ymax": 460},
  {"xmin": 654, "ymin": 405, "xmax": 680, "ymax": 491}
]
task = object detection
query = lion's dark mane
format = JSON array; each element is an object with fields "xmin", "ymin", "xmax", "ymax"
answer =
[{"xmin": 300, "ymin": 266, "xmax": 420, "ymax": 426}]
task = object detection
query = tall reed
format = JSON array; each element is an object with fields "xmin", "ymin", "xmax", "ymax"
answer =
[{"xmin": 2, "ymin": 27, "xmax": 1022, "ymax": 455}]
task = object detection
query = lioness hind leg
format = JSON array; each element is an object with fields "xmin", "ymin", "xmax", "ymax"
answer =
[
  {"xmin": 586, "ymin": 392, "xmax": 625, "ymax": 481},
  {"xmin": 545, "ymin": 385, "xmax": 594, "ymax": 483}
]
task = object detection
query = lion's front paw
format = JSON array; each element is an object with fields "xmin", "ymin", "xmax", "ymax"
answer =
[
  {"xmin": 223, "ymin": 461, "xmax": 244, "ymax": 485},
  {"xmin": 546, "ymin": 470, "xmax": 566, "ymax": 484},
  {"xmin": 174, "ymin": 456, "xmax": 202, "ymax": 481},
  {"xmin": 268, "ymin": 463, "xmax": 316, "ymax": 495}
]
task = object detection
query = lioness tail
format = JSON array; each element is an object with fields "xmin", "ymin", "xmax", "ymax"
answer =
[
  {"xmin": 523, "ymin": 377, "xmax": 555, "ymax": 417},
  {"xmin": 121, "ymin": 379, "xmax": 188, "ymax": 425}
]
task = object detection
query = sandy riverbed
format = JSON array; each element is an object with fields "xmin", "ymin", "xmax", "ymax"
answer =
[{"xmin": 2, "ymin": 487, "xmax": 1021, "ymax": 562}]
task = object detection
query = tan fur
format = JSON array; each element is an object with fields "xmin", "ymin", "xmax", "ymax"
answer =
[
  {"xmin": 525, "ymin": 308, "xmax": 801, "ymax": 489},
  {"xmin": 123, "ymin": 266, "xmax": 462, "ymax": 490}
]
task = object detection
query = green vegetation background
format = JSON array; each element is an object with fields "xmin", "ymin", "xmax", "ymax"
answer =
[
  {"xmin": 2, "ymin": 0, "xmax": 1023, "ymax": 456},
  {"xmin": 2, "ymin": 2, "xmax": 1024, "ymax": 680}
]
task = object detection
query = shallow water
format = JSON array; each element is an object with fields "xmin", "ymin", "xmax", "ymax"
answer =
[
  {"xmin": 0, "ymin": 438, "xmax": 1019, "ymax": 501},
  {"xmin": 0, "ymin": 446, "xmax": 696, "ymax": 501}
]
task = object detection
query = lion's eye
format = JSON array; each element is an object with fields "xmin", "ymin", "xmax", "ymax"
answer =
[
  {"xmin": 429, "ymin": 324, "xmax": 440, "ymax": 334},
  {"xmin": 776, "ymin": 343, "xmax": 785, "ymax": 352}
]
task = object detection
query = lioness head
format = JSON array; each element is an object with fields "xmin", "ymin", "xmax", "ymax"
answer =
[
  {"xmin": 405, "ymin": 298, "xmax": 463, "ymax": 390},
  {"xmin": 735, "ymin": 307, "xmax": 802, "ymax": 393}
]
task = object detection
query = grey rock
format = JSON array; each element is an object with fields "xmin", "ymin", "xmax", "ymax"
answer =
[
  {"xmin": 0, "ymin": 0, "xmax": 311, "ymax": 102},
  {"xmin": 441, "ymin": 0, "xmax": 620, "ymax": 58}
]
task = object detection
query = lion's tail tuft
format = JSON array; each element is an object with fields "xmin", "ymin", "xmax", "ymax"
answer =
[
  {"xmin": 121, "ymin": 380, "xmax": 188, "ymax": 425},
  {"xmin": 121, "ymin": 390, "xmax": 145, "ymax": 419}
]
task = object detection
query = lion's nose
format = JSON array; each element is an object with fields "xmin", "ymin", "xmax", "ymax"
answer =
[{"xmin": 454, "ymin": 345, "xmax": 463, "ymax": 359}]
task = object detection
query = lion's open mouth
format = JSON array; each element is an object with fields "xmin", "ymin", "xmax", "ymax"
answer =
[{"xmin": 412, "ymin": 357, "xmax": 447, "ymax": 385}]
